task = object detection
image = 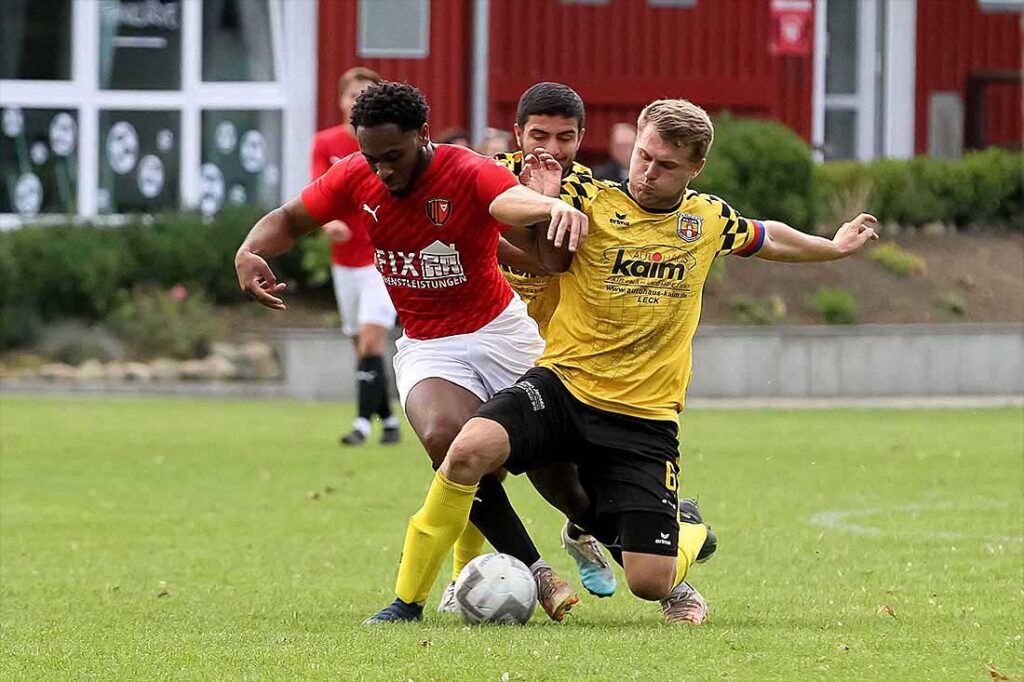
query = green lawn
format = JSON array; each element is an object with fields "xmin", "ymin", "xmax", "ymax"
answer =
[{"xmin": 1, "ymin": 396, "xmax": 1021, "ymax": 681}]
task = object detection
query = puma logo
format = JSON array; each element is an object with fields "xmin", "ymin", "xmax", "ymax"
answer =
[{"xmin": 362, "ymin": 203, "xmax": 380, "ymax": 222}]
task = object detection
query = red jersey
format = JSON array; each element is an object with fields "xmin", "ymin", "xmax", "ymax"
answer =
[
  {"xmin": 309, "ymin": 124, "xmax": 375, "ymax": 267},
  {"xmin": 301, "ymin": 144, "xmax": 519, "ymax": 340}
]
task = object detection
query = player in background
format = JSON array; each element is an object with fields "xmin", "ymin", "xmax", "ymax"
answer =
[
  {"xmin": 366, "ymin": 98, "xmax": 878, "ymax": 625},
  {"xmin": 236, "ymin": 82, "xmax": 587, "ymax": 623},
  {"xmin": 435, "ymin": 83, "xmax": 618, "ymax": 613},
  {"xmin": 310, "ymin": 66, "xmax": 400, "ymax": 446}
]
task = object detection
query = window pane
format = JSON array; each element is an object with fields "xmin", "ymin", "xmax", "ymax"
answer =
[
  {"xmin": 200, "ymin": 110, "xmax": 282, "ymax": 216},
  {"xmin": 203, "ymin": 0, "xmax": 275, "ymax": 81},
  {"xmin": 824, "ymin": 109, "xmax": 857, "ymax": 160},
  {"xmin": 99, "ymin": 0, "xmax": 182, "ymax": 90},
  {"xmin": 358, "ymin": 0, "xmax": 429, "ymax": 58},
  {"xmin": 98, "ymin": 110, "xmax": 180, "ymax": 213},
  {"xmin": 0, "ymin": 0, "xmax": 72, "ymax": 80},
  {"xmin": 825, "ymin": 0, "xmax": 858, "ymax": 95},
  {"xmin": 0, "ymin": 108, "xmax": 78, "ymax": 215}
]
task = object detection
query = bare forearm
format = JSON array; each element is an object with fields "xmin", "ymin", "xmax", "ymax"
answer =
[
  {"xmin": 759, "ymin": 220, "xmax": 842, "ymax": 262},
  {"xmin": 238, "ymin": 200, "xmax": 319, "ymax": 258},
  {"xmin": 490, "ymin": 186, "xmax": 560, "ymax": 227}
]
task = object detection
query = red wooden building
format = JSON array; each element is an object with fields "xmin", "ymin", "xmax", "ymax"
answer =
[{"xmin": 317, "ymin": 0, "xmax": 1021, "ymax": 161}]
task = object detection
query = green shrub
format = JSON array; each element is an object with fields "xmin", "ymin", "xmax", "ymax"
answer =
[
  {"xmin": 108, "ymin": 286, "xmax": 223, "ymax": 359},
  {"xmin": 694, "ymin": 113, "xmax": 817, "ymax": 229},
  {"xmin": 300, "ymin": 230, "xmax": 333, "ymax": 288},
  {"xmin": 935, "ymin": 291, "xmax": 968, "ymax": 317},
  {"xmin": 0, "ymin": 209, "xmax": 317, "ymax": 349},
  {"xmin": 869, "ymin": 243, "xmax": 926, "ymax": 277},
  {"xmin": 815, "ymin": 148, "xmax": 1024, "ymax": 229},
  {"xmin": 729, "ymin": 294, "xmax": 787, "ymax": 325},
  {"xmin": 807, "ymin": 287, "xmax": 859, "ymax": 325}
]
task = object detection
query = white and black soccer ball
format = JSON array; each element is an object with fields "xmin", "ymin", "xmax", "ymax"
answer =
[{"xmin": 453, "ymin": 553, "xmax": 537, "ymax": 625}]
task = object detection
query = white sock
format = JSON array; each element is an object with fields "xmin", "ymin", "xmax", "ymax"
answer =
[
  {"xmin": 529, "ymin": 559, "xmax": 549, "ymax": 574},
  {"xmin": 383, "ymin": 416, "xmax": 400, "ymax": 429},
  {"xmin": 352, "ymin": 417, "xmax": 371, "ymax": 436}
]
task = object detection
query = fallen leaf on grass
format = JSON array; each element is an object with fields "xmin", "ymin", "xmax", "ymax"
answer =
[
  {"xmin": 876, "ymin": 604, "xmax": 897, "ymax": 618},
  {"xmin": 836, "ymin": 643, "xmax": 850, "ymax": 652},
  {"xmin": 419, "ymin": 640, "xmax": 431, "ymax": 648},
  {"xmin": 987, "ymin": 660, "xmax": 1010, "ymax": 680}
]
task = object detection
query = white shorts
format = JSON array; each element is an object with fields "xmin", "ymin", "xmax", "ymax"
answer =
[
  {"xmin": 330, "ymin": 264, "xmax": 397, "ymax": 337},
  {"xmin": 393, "ymin": 295, "xmax": 546, "ymax": 409}
]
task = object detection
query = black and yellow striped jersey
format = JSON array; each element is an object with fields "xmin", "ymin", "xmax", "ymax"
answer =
[
  {"xmin": 538, "ymin": 183, "xmax": 766, "ymax": 421},
  {"xmin": 493, "ymin": 151, "xmax": 606, "ymax": 336}
]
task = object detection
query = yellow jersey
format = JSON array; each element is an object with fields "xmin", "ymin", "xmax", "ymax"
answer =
[
  {"xmin": 494, "ymin": 151, "xmax": 605, "ymax": 336},
  {"xmin": 538, "ymin": 183, "xmax": 765, "ymax": 422}
]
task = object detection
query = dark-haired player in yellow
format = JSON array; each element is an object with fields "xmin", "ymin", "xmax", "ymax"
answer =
[
  {"xmin": 366, "ymin": 97, "xmax": 878, "ymax": 625},
  {"xmin": 438, "ymin": 83, "xmax": 618, "ymax": 613}
]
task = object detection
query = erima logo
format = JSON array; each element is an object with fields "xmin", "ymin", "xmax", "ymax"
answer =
[
  {"xmin": 362, "ymin": 203, "xmax": 380, "ymax": 222},
  {"xmin": 611, "ymin": 249, "xmax": 686, "ymax": 280},
  {"xmin": 655, "ymin": 532, "xmax": 672, "ymax": 546},
  {"xmin": 610, "ymin": 211, "xmax": 630, "ymax": 227}
]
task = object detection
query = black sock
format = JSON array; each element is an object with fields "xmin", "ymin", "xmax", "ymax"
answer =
[
  {"xmin": 375, "ymin": 357, "xmax": 394, "ymax": 422},
  {"xmin": 356, "ymin": 355, "xmax": 385, "ymax": 422},
  {"xmin": 469, "ymin": 474, "xmax": 541, "ymax": 567}
]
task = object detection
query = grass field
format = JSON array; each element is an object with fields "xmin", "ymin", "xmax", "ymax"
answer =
[{"xmin": 1, "ymin": 396, "xmax": 1021, "ymax": 681}]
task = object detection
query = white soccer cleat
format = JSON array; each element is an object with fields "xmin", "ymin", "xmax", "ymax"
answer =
[
  {"xmin": 661, "ymin": 581, "xmax": 709, "ymax": 625},
  {"xmin": 436, "ymin": 580, "xmax": 459, "ymax": 614}
]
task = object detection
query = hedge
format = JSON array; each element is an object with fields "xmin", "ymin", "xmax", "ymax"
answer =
[
  {"xmin": 0, "ymin": 208, "xmax": 310, "ymax": 348},
  {"xmin": 814, "ymin": 147, "xmax": 1023, "ymax": 229}
]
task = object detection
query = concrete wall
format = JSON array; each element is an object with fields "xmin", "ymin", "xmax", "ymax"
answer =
[{"xmin": 272, "ymin": 324, "xmax": 1024, "ymax": 401}]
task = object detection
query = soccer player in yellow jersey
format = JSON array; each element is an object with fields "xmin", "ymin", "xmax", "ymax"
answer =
[{"xmin": 366, "ymin": 98, "xmax": 877, "ymax": 625}]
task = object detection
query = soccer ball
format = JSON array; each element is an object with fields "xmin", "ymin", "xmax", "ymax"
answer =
[{"xmin": 453, "ymin": 553, "xmax": 537, "ymax": 625}]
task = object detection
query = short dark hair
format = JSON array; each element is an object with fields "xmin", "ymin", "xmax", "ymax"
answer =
[
  {"xmin": 515, "ymin": 82, "xmax": 585, "ymax": 129},
  {"xmin": 350, "ymin": 81, "xmax": 430, "ymax": 131}
]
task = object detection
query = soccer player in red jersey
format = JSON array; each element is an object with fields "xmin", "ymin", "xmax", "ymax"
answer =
[
  {"xmin": 310, "ymin": 66, "xmax": 400, "ymax": 446},
  {"xmin": 235, "ymin": 82, "xmax": 588, "ymax": 622}
]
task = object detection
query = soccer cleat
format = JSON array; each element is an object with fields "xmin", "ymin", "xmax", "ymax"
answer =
[
  {"xmin": 363, "ymin": 598, "xmax": 424, "ymax": 624},
  {"xmin": 561, "ymin": 522, "xmax": 616, "ymax": 597},
  {"xmin": 436, "ymin": 580, "xmax": 458, "ymax": 614},
  {"xmin": 678, "ymin": 498, "xmax": 717, "ymax": 563},
  {"xmin": 532, "ymin": 565, "xmax": 579, "ymax": 622},
  {"xmin": 340, "ymin": 429, "xmax": 367, "ymax": 446},
  {"xmin": 661, "ymin": 581, "xmax": 709, "ymax": 625},
  {"xmin": 380, "ymin": 426, "xmax": 401, "ymax": 445}
]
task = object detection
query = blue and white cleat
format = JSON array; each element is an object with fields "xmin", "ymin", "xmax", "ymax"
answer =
[
  {"xmin": 561, "ymin": 521, "xmax": 617, "ymax": 598},
  {"xmin": 363, "ymin": 598, "xmax": 424, "ymax": 624}
]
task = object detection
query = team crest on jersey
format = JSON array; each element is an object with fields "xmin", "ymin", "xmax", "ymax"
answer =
[
  {"xmin": 676, "ymin": 213, "xmax": 702, "ymax": 242},
  {"xmin": 425, "ymin": 198, "xmax": 452, "ymax": 227}
]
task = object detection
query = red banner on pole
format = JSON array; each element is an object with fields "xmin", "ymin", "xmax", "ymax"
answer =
[{"xmin": 770, "ymin": 0, "xmax": 813, "ymax": 57}]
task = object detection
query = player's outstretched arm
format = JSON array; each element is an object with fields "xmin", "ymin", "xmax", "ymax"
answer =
[
  {"xmin": 235, "ymin": 197, "xmax": 322, "ymax": 310},
  {"xmin": 489, "ymin": 187, "xmax": 588, "ymax": 251},
  {"xmin": 757, "ymin": 213, "xmax": 879, "ymax": 263}
]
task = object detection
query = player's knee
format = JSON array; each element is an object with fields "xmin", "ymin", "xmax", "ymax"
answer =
[
  {"xmin": 443, "ymin": 418, "xmax": 509, "ymax": 482},
  {"xmin": 624, "ymin": 566, "xmax": 674, "ymax": 601},
  {"xmin": 419, "ymin": 421, "xmax": 461, "ymax": 466}
]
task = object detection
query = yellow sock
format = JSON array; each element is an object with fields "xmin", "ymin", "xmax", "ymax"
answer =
[
  {"xmin": 451, "ymin": 522, "xmax": 486, "ymax": 582},
  {"xmin": 673, "ymin": 521, "xmax": 709, "ymax": 587},
  {"xmin": 395, "ymin": 471, "xmax": 477, "ymax": 605}
]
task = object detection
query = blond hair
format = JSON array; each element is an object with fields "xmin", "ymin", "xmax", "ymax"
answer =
[
  {"xmin": 637, "ymin": 99, "xmax": 714, "ymax": 160},
  {"xmin": 339, "ymin": 66, "xmax": 382, "ymax": 95}
]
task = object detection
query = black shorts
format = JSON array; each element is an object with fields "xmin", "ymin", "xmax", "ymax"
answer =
[{"xmin": 476, "ymin": 367, "xmax": 682, "ymax": 556}]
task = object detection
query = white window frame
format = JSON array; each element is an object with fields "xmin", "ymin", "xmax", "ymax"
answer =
[
  {"xmin": 812, "ymin": 0, "xmax": 916, "ymax": 161},
  {"xmin": 0, "ymin": 0, "xmax": 316, "ymax": 228}
]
